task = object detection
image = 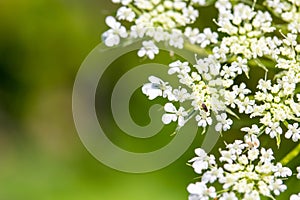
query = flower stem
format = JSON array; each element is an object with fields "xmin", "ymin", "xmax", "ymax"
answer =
[
  {"xmin": 183, "ymin": 43, "xmax": 209, "ymax": 56},
  {"xmin": 280, "ymin": 142, "xmax": 300, "ymax": 165},
  {"xmin": 128, "ymin": 4, "xmax": 142, "ymax": 16}
]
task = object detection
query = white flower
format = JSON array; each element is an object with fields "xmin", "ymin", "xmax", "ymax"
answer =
[
  {"xmin": 112, "ymin": 0, "xmax": 132, "ymax": 5},
  {"xmin": 273, "ymin": 163, "xmax": 292, "ymax": 177},
  {"xmin": 138, "ymin": 40, "xmax": 159, "ymax": 59},
  {"xmin": 291, "ymin": 193, "xmax": 300, "ymax": 200},
  {"xmin": 134, "ymin": 0, "xmax": 154, "ymax": 10},
  {"xmin": 260, "ymin": 148, "xmax": 274, "ymax": 163},
  {"xmin": 172, "ymin": 87, "xmax": 190, "ymax": 102},
  {"xmin": 255, "ymin": 162, "xmax": 274, "ymax": 174},
  {"xmin": 285, "ymin": 123, "xmax": 300, "ymax": 142},
  {"xmin": 213, "ymin": 44, "xmax": 229, "ymax": 61},
  {"xmin": 242, "ymin": 125, "xmax": 260, "ymax": 148},
  {"xmin": 103, "ymin": 16, "xmax": 128, "ymax": 46},
  {"xmin": 198, "ymin": 28, "xmax": 218, "ymax": 48},
  {"xmin": 258, "ymin": 180, "xmax": 271, "ymax": 196},
  {"xmin": 243, "ymin": 191, "xmax": 260, "ymax": 200},
  {"xmin": 184, "ymin": 27, "xmax": 200, "ymax": 44},
  {"xmin": 219, "ymin": 173, "xmax": 239, "ymax": 189},
  {"xmin": 168, "ymin": 60, "xmax": 190, "ymax": 75},
  {"xmin": 257, "ymin": 79, "xmax": 272, "ymax": 93},
  {"xmin": 116, "ymin": 6, "xmax": 136, "ymax": 21},
  {"xmin": 194, "ymin": 56, "xmax": 210, "ymax": 73},
  {"xmin": 153, "ymin": 27, "xmax": 167, "ymax": 42},
  {"xmin": 219, "ymin": 150, "xmax": 236, "ymax": 164},
  {"xmin": 224, "ymin": 163, "xmax": 243, "ymax": 172},
  {"xmin": 241, "ymin": 124, "xmax": 260, "ymax": 135},
  {"xmin": 215, "ymin": 0, "xmax": 232, "ymax": 12},
  {"xmin": 142, "ymin": 76, "xmax": 172, "ymax": 100},
  {"xmin": 215, "ymin": 113, "xmax": 233, "ymax": 132},
  {"xmin": 220, "ymin": 65, "xmax": 235, "ymax": 79},
  {"xmin": 191, "ymin": 0, "xmax": 206, "ymax": 6},
  {"xmin": 297, "ymin": 166, "xmax": 300, "ymax": 179},
  {"xmin": 233, "ymin": 178, "xmax": 253, "ymax": 193},
  {"xmin": 169, "ymin": 29, "xmax": 184, "ymax": 48},
  {"xmin": 269, "ymin": 179, "xmax": 287, "ymax": 196},
  {"xmin": 190, "ymin": 134, "xmax": 291, "ymax": 198},
  {"xmin": 226, "ymin": 140, "xmax": 246, "ymax": 155},
  {"xmin": 232, "ymin": 56, "xmax": 248, "ymax": 75},
  {"xmin": 224, "ymin": 91, "xmax": 237, "ymax": 108},
  {"xmin": 219, "ymin": 192, "xmax": 238, "ymax": 200},
  {"xmin": 195, "ymin": 111, "xmax": 212, "ymax": 128},
  {"xmin": 238, "ymin": 154, "xmax": 249, "ymax": 165},
  {"xmin": 245, "ymin": 134, "xmax": 260, "ymax": 149},
  {"xmin": 187, "ymin": 182, "xmax": 206, "ymax": 196},
  {"xmin": 187, "ymin": 182, "xmax": 216, "ymax": 200},
  {"xmin": 236, "ymin": 97, "xmax": 254, "ymax": 114},
  {"xmin": 265, "ymin": 121, "xmax": 282, "ymax": 138},
  {"xmin": 189, "ymin": 148, "xmax": 215, "ymax": 174},
  {"xmin": 202, "ymin": 167, "xmax": 224, "ymax": 183},
  {"xmin": 182, "ymin": 6, "xmax": 199, "ymax": 23},
  {"xmin": 162, "ymin": 103, "xmax": 187, "ymax": 126},
  {"xmin": 130, "ymin": 24, "xmax": 147, "ymax": 38},
  {"xmin": 232, "ymin": 83, "xmax": 251, "ymax": 99},
  {"xmin": 247, "ymin": 148, "xmax": 259, "ymax": 161},
  {"xmin": 283, "ymin": 33, "xmax": 298, "ymax": 46}
]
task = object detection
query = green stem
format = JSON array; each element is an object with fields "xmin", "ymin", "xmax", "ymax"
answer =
[
  {"xmin": 128, "ymin": 4, "xmax": 142, "ymax": 16},
  {"xmin": 183, "ymin": 43, "xmax": 209, "ymax": 56},
  {"xmin": 280, "ymin": 142, "xmax": 300, "ymax": 165}
]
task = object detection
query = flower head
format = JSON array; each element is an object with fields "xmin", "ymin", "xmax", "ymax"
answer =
[
  {"xmin": 188, "ymin": 139, "xmax": 291, "ymax": 199},
  {"xmin": 137, "ymin": 40, "xmax": 159, "ymax": 59}
]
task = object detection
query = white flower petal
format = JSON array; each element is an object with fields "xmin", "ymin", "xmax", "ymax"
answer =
[
  {"xmin": 164, "ymin": 103, "xmax": 176, "ymax": 112},
  {"xmin": 105, "ymin": 16, "xmax": 117, "ymax": 28},
  {"xmin": 162, "ymin": 113, "xmax": 177, "ymax": 124},
  {"xmin": 148, "ymin": 76, "xmax": 162, "ymax": 84}
]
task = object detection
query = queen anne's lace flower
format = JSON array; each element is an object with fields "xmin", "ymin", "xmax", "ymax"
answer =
[
  {"xmin": 162, "ymin": 103, "xmax": 188, "ymax": 126},
  {"xmin": 241, "ymin": 125, "xmax": 260, "ymax": 148},
  {"xmin": 187, "ymin": 182, "xmax": 216, "ymax": 200},
  {"xmin": 117, "ymin": 6, "xmax": 135, "ymax": 21},
  {"xmin": 297, "ymin": 166, "xmax": 300, "ymax": 179},
  {"xmin": 215, "ymin": 113, "xmax": 233, "ymax": 132},
  {"xmin": 285, "ymin": 123, "xmax": 300, "ymax": 142},
  {"xmin": 142, "ymin": 76, "xmax": 173, "ymax": 100},
  {"xmin": 137, "ymin": 40, "xmax": 159, "ymax": 59},
  {"xmin": 188, "ymin": 138, "xmax": 291, "ymax": 200},
  {"xmin": 290, "ymin": 193, "xmax": 300, "ymax": 200},
  {"xmin": 104, "ymin": 0, "xmax": 300, "ymax": 198},
  {"xmin": 266, "ymin": 0, "xmax": 300, "ymax": 34},
  {"xmin": 103, "ymin": 16, "xmax": 128, "ymax": 46},
  {"xmin": 102, "ymin": 0, "xmax": 215, "ymax": 58}
]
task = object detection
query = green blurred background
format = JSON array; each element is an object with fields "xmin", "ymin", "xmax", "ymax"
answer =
[{"xmin": 0, "ymin": 0, "xmax": 299, "ymax": 199}]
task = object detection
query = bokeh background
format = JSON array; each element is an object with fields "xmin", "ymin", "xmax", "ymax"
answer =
[{"xmin": 0, "ymin": 0, "xmax": 299, "ymax": 199}]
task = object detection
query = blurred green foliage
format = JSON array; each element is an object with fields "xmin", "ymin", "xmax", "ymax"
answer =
[{"xmin": 0, "ymin": 0, "xmax": 299, "ymax": 199}]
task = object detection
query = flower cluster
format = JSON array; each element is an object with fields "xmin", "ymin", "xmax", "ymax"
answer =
[
  {"xmin": 102, "ymin": 0, "xmax": 220, "ymax": 59},
  {"xmin": 265, "ymin": 0, "xmax": 300, "ymax": 34},
  {"xmin": 139, "ymin": 0, "xmax": 300, "ymax": 198},
  {"xmin": 142, "ymin": 57, "xmax": 238, "ymax": 132},
  {"xmin": 142, "ymin": 0, "xmax": 300, "ymax": 145},
  {"xmin": 103, "ymin": 0, "xmax": 300, "ymax": 199},
  {"xmin": 187, "ymin": 139, "xmax": 292, "ymax": 199}
]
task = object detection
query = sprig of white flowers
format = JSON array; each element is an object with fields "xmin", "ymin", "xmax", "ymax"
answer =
[
  {"xmin": 141, "ymin": 0, "xmax": 300, "ymax": 145},
  {"xmin": 142, "ymin": 57, "xmax": 237, "ymax": 132},
  {"xmin": 187, "ymin": 138, "xmax": 292, "ymax": 200},
  {"xmin": 103, "ymin": 0, "xmax": 300, "ymax": 199},
  {"xmin": 102, "ymin": 0, "xmax": 218, "ymax": 59}
]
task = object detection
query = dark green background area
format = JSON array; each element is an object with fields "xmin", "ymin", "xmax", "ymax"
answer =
[{"xmin": 0, "ymin": 0, "xmax": 299, "ymax": 199}]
